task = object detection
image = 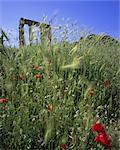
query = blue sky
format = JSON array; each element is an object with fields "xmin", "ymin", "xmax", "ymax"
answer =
[{"xmin": 0, "ymin": 0, "xmax": 119, "ymax": 39}]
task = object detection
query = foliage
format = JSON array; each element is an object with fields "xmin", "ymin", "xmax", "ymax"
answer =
[{"xmin": 0, "ymin": 31, "xmax": 120, "ymax": 150}]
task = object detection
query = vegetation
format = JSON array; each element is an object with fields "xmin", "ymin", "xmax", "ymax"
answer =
[{"xmin": 0, "ymin": 27, "xmax": 120, "ymax": 150}]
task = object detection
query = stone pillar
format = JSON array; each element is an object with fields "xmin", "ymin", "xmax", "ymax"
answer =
[
  {"xmin": 48, "ymin": 26, "xmax": 52, "ymax": 43},
  {"xmin": 19, "ymin": 18, "xmax": 24, "ymax": 48},
  {"xmin": 29, "ymin": 25, "xmax": 33, "ymax": 46},
  {"xmin": 0, "ymin": 34, "xmax": 4, "ymax": 46},
  {"xmin": 40, "ymin": 23, "xmax": 51, "ymax": 45}
]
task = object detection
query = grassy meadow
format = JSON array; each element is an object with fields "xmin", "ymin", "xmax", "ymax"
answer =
[{"xmin": 0, "ymin": 28, "xmax": 120, "ymax": 150}]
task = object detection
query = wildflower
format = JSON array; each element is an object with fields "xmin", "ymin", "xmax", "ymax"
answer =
[
  {"xmin": 91, "ymin": 123, "xmax": 105, "ymax": 133},
  {"xmin": 33, "ymin": 66, "xmax": 41, "ymax": 70},
  {"xmin": 103, "ymin": 80, "xmax": 110, "ymax": 88},
  {"xmin": 60, "ymin": 144, "xmax": 68, "ymax": 150},
  {"xmin": 0, "ymin": 98, "xmax": 8, "ymax": 103},
  {"xmin": 92, "ymin": 123, "xmax": 112, "ymax": 148},
  {"xmin": 34, "ymin": 74, "xmax": 41, "ymax": 79},
  {"xmin": 19, "ymin": 74, "xmax": 24, "ymax": 80},
  {"xmin": 47, "ymin": 104, "xmax": 53, "ymax": 112},
  {"xmin": 88, "ymin": 89, "xmax": 94, "ymax": 96},
  {"xmin": 95, "ymin": 133, "xmax": 112, "ymax": 148}
]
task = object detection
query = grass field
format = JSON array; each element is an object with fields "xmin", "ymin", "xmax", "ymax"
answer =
[{"xmin": 0, "ymin": 30, "xmax": 120, "ymax": 149}]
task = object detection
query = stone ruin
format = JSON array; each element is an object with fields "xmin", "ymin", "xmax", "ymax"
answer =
[{"xmin": 19, "ymin": 18, "xmax": 51, "ymax": 47}]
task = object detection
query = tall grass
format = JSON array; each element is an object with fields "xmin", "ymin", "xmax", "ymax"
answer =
[{"xmin": 0, "ymin": 26, "xmax": 120, "ymax": 150}]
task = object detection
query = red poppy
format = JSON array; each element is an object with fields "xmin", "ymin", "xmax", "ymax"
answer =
[
  {"xmin": 0, "ymin": 98, "xmax": 8, "ymax": 103},
  {"xmin": 60, "ymin": 144, "xmax": 68, "ymax": 150},
  {"xmin": 34, "ymin": 74, "xmax": 41, "ymax": 79},
  {"xmin": 33, "ymin": 66, "xmax": 41, "ymax": 70},
  {"xmin": 95, "ymin": 133, "xmax": 112, "ymax": 148},
  {"xmin": 19, "ymin": 74, "xmax": 24, "ymax": 80},
  {"xmin": 103, "ymin": 80, "xmax": 110, "ymax": 88},
  {"xmin": 91, "ymin": 123, "xmax": 105, "ymax": 133},
  {"xmin": 88, "ymin": 89, "xmax": 94, "ymax": 96},
  {"xmin": 47, "ymin": 104, "xmax": 53, "ymax": 112}
]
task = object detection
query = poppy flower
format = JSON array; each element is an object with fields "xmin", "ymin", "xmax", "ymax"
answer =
[
  {"xmin": 0, "ymin": 98, "xmax": 8, "ymax": 103},
  {"xmin": 103, "ymin": 80, "xmax": 110, "ymax": 88},
  {"xmin": 34, "ymin": 74, "xmax": 41, "ymax": 79},
  {"xmin": 95, "ymin": 133, "xmax": 112, "ymax": 148},
  {"xmin": 19, "ymin": 74, "xmax": 24, "ymax": 80},
  {"xmin": 47, "ymin": 104, "xmax": 53, "ymax": 112},
  {"xmin": 91, "ymin": 123, "xmax": 105, "ymax": 133},
  {"xmin": 88, "ymin": 89, "xmax": 94, "ymax": 96},
  {"xmin": 33, "ymin": 66, "xmax": 41, "ymax": 70},
  {"xmin": 60, "ymin": 144, "xmax": 68, "ymax": 150}
]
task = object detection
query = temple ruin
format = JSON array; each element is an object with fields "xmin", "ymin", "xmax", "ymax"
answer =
[{"xmin": 19, "ymin": 18, "xmax": 51, "ymax": 47}]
